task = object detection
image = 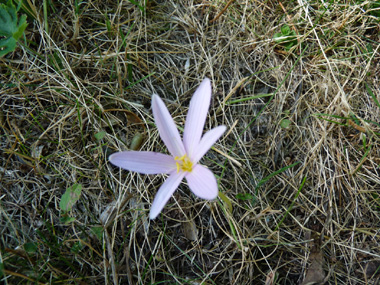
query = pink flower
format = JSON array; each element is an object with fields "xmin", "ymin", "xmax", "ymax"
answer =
[{"xmin": 109, "ymin": 78, "xmax": 226, "ymax": 219}]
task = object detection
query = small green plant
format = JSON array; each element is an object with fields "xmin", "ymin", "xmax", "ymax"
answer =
[
  {"xmin": 128, "ymin": 0, "xmax": 146, "ymax": 13},
  {"xmin": 273, "ymin": 24, "xmax": 298, "ymax": 51},
  {"xmin": 236, "ymin": 193, "xmax": 254, "ymax": 201},
  {"xmin": 280, "ymin": 110, "xmax": 292, "ymax": 129},
  {"xmin": 94, "ymin": 130, "xmax": 106, "ymax": 141},
  {"xmin": 0, "ymin": 0, "xmax": 28, "ymax": 56},
  {"xmin": 60, "ymin": 183, "xmax": 82, "ymax": 212},
  {"xmin": 59, "ymin": 183, "xmax": 82, "ymax": 224}
]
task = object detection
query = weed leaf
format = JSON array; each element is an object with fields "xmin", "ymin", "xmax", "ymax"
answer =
[
  {"xmin": 280, "ymin": 118, "xmax": 291, "ymax": 129},
  {"xmin": 218, "ymin": 191, "xmax": 233, "ymax": 213},
  {"xmin": 94, "ymin": 131, "xmax": 106, "ymax": 140},
  {"xmin": 273, "ymin": 24, "xmax": 297, "ymax": 51},
  {"xmin": 0, "ymin": 0, "xmax": 28, "ymax": 56},
  {"xmin": 60, "ymin": 184, "xmax": 82, "ymax": 212}
]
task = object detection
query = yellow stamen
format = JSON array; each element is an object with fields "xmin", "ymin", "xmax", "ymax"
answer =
[{"xmin": 174, "ymin": 154, "xmax": 193, "ymax": 173}]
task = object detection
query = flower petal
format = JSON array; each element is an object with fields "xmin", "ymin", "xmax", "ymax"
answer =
[
  {"xmin": 192, "ymin": 125, "xmax": 226, "ymax": 163},
  {"xmin": 109, "ymin": 151, "xmax": 176, "ymax": 174},
  {"xmin": 183, "ymin": 78, "xmax": 212, "ymax": 158},
  {"xmin": 152, "ymin": 94, "xmax": 186, "ymax": 157},
  {"xmin": 150, "ymin": 171, "xmax": 186, "ymax": 219},
  {"xmin": 185, "ymin": 164, "xmax": 218, "ymax": 200}
]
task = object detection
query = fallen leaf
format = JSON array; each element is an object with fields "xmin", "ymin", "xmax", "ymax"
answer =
[
  {"xmin": 302, "ymin": 246, "xmax": 326, "ymax": 285},
  {"xmin": 183, "ymin": 220, "xmax": 198, "ymax": 241}
]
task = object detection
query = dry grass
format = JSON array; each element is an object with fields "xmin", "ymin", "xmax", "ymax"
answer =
[{"xmin": 1, "ymin": 0, "xmax": 380, "ymax": 284}]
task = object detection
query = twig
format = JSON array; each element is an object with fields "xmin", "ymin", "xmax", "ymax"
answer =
[{"xmin": 210, "ymin": 0, "xmax": 236, "ymax": 23}]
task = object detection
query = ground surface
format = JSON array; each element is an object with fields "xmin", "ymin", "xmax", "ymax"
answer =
[{"xmin": 1, "ymin": 0, "xmax": 380, "ymax": 284}]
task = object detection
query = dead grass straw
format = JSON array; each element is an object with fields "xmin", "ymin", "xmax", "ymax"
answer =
[{"xmin": 1, "ymin": 0, "xmax": 380, "ymax": 283}]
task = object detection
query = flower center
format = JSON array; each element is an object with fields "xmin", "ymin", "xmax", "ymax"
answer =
[{"xmin": 174, "ymin": 154, "xmax": 193, "ymax": 173}]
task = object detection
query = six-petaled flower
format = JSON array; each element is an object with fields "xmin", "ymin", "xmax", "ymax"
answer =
[{"xmin": 109, "ymin": 78, "xmax": 226, "ymax": 219}]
